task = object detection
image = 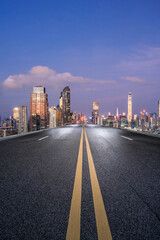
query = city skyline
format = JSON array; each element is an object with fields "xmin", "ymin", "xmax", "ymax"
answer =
[
  {"xmin": 0, "ymin": 85, "xmax": 160, "ymax": 120},
  {"xmin": 0, "ymin": 1, "xmax": 160, "ymax": 118}
]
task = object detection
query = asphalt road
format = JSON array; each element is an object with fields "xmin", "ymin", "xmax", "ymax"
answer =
[{"xmin": 0, "ymin": 125, "xmax": 160, "ymax": 240}]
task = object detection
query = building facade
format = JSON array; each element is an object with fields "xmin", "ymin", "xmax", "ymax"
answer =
[
  {"xmin": 127, "ymin": 92, "xmax": 132, "ymax": 123},
  {"xmin": 56, "ymin": 105, "xmax": 63, "ymax": 127},
  {"xmin": 92, "ymin": 102, "xmax": 99, "ymax": 124},
  {"xmin": 30, "ymin": 86, "xmax": 49, "ymax": 131},
  {"xmin": 13, "ymin": 107, "xmax": 19, "ymax": 120},
  {"xmin": 49, "ymin": 106, "xmax": 57, "ymax": 128},
  {"xmin": 13, "ymin": 107, "xmax": 19, "ymax": 129},
  {"xmin": 18, "ymin": 106, "xmax": 28, "ymax": 134},
  {"xmin": 61, "ymin": 86, "xmax": 71, "ymax": 125}
]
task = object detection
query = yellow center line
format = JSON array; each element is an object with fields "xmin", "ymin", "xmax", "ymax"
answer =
[
  {"xmin": 84, "ymin": 127, "xmax": 112, "ymax": 240},
  {"xmin": 66, "ymin": 127, "xmax": 83, "ymax": 240}
]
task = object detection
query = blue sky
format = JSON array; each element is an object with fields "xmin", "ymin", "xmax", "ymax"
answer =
[{"xmin": 0, "ymin": 0, "xmax": 160, "ymax": 118}]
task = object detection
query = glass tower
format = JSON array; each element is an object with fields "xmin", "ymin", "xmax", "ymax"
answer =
[{"xmin": 30, "ymin": 86, "xmax": 49, "ymax": 131}]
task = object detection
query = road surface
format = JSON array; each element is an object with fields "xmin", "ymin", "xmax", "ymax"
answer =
[{"xmin": 0, "ymin": 125, "xmax": 160, "ymax": 239}]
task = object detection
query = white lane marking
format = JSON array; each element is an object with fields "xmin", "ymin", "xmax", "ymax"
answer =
[
  {"xmin": 38, "ymin": 136, "xmax": 49, "ymax": 141},
  {"xmin": 121, "ymin": 136, "xmax": 133, "ymax": 141}
]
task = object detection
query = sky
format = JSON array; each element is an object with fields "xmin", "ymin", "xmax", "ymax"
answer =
[{"xmin": 0, "ymin": 0, "xmax": 160, "ymax": 118}]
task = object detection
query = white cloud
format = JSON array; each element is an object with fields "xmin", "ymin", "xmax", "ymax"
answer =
[
  {"xmin": 121, "ymin": 76, "xmax": 158, "ymax": 86},
  {"xmin": 2, "ymin": 66, "xmax": 116, "ymax": 90},
  {"xmin": 121, "ymin": 76, "xmax": 146, "ymax": 84}
]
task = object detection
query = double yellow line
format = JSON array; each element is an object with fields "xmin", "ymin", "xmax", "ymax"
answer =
[{"xmin": 66, "ymin": 127, "xmax": 112, "ymax": 240}]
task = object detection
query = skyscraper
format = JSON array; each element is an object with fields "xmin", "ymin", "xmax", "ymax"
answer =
[
  {"xmin": 61, "ymin": 86, "xmax": 71, "ymax": 125},
  {"xmin": 30, "ymin": 86, "xmax": 49, "ymax": 131},
  {"xmin": 13, "ymin": 107, "xmax": 19, "ymax": 129},
  {"xmin": 116, "ymin": 108, "xmax": 119, "ymax": 118},
  {"xmin": 92, "ymin": 102, "xmax": 99, "ymax": 124},
  {"xmin": 13, "ymin": 107, "xmax": 19, "ymax": 121},
  {"xmin": 49, "ymin": 106, "xmax": 56, "ymax": 128},
  {"xmin": 127, "ymin": 92, "xmax": 132, "ymax": 123},
  {"xmin": 59, "ymin": 94, "xmax": 63, "ymax": 109},
  {"xmin": 18, "ymin": 106, "xmax": 28, "ymax": 133},
  {"xmin": 56, "ymin": 105, "xmax": 63, "ymax": 127}
]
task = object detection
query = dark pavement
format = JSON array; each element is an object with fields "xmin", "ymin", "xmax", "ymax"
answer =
[{"xmin": 0, "ymin": 125, "xmax": 160, "ymax": 239}]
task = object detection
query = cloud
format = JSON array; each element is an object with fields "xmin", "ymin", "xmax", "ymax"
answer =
[
  {"xmin": 2, "ymin": 65, "xmax": 116, "ymax": 90},
  {"xmin": 2, "ymin": 66, "xmax": 87, "ymax": 90},
  {"xmin": 121, "ymin": 76, "xmax": 158, "ymax": 86},
  {"xmin": 98, "ymin": 80, "xmax": 116, "ymax": 84},
  {"xmin": 118, "ymin": 46, "xmax": 160, "ymax": 71},
  {"xmin": 121, "ymin": 76, "xmax": 146, "ymax": 84}
]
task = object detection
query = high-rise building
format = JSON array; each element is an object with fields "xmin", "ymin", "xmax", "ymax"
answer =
[
  {"xmin": 116, "ymin": 108, "xmax": 119, "ymax": 118},
  {"xmin": 49, "ymin": 106, "xmax": 57, "ymax": 128},
  {"xmin": 59, "ymin": 94, "xmax": 63, "ymax": 109},
  {"xmin": 13, "ymin": 107, "xmax": 19, "ymax": 121},
  {"xmin": 119, "ymin": 112, "xmax": 128, "ymax": 128},
  {"xmin": 127, "ymin": 92, "xmax": 132, "ymax": 123},
  {"xmin": 92, "ymin": 102, "xmax": 99, "ymax": 124},
  {"xmin": 133, "ymin": 114, "xmax": 137, "ymax": 121},
  {"xmin": 61, "ymin": 86, "xmax": 71, "ymax": 125},
  {"xmin": 97, "ymin": 115, "xmax": 103, "ymax": 125},
  {"xmin": 30, "ymin": 86, "xmax": 49, "ymax": 131},
  {"xmin": 13, "ymin": 107, "xmax": 19, "ymax": 129},
  {"xmin": 56, "ymin": 105, "xmax": 63, "ymax": 127},
  {"xmin": 18, "ymin": 106, "xmax": 28, "ymax": 133},
  {"xmin": 140, "ymin": 110, "xmax": 148, "ymax": 131}
]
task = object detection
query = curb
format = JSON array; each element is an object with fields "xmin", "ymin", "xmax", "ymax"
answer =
[
  {"xmin": 124, "ymin": 128, "xmax": 160, "ymax": 139},
  {"xmin": 0, "ymin": 128, "xmax": 50, "ymax": 141}
]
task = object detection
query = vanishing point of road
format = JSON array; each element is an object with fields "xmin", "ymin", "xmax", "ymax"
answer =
[{"xmin": 1, "ymin": 125, "xmax": 160, "ymax": 239}]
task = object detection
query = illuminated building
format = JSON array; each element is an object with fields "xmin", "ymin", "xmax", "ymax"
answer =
[
  {"xmin": 92, "ymin": 102, "xmax": 99, "ymax": 124},
  {"xmin": 18, "ymin": 106, "xmax": 28, "ymax": 133},
  {"xmin": 59, "ymin": 94, "xmax": 63, "ymax": 109},
  {"xmin": 119, "ymin": 113, "xmax": 128, "ymax": 128},
  {"xmin": 1, "ymin": 117, "xmax": 14, "ymax": 129},
  {"xmin": 149, "ymin": 112, "xmax": 157, "ymax": 129},
  {"xmin": 13, "ymin": 107, "xmax": 19, "ymax": 120},
  {"xmin": 133, "ymin": 114, "xmax": 139, "ymax": 128},
  {"xmin": 97, "ymin": 115, "xmax": 103, "ymax": 125},
  {"xmin": 13, "ymin": 107, "xmax": 19, "ymax": 129},
  {"xmin": 102, "ymin": 114, "xmax": 115, "ymax": 127},
  {"xmin": 56, "ymin": 105, "xmax": 63, "ymax": 127},
  {"xmin": 133, "ymin": 114, "xmax": 137, "ymax": 121},
  {"xmin": 49, "ymin": 106, "xmax": 56, "ymax": 128},
  {"xmin": 81, "ymin": 115, "xmax": 87, "ymax": 124},
  {"xmin": 116, "ymin": 108, "xmax": 119, "ymax": 119},
  {"xmin": 61, "ymin": 86, "xmax": 71, "ymax": 125},
  {"xmin": 30, "ymin": 86, "xmax": 49, "ymax": 131},
  {"xmin": 72, "ymin": 112, "xmax": 87, "ymax": 124},
  {"xmin": 72, "ymin": 113, "xmax": 76, "ymax": 124},
  {"xmin": 140, "ymin": 110, "xmax": 149, "ymax": 130},
  {"xmin": 127, "ymin": 92, "xmax": 132, "ymax": 123}
]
